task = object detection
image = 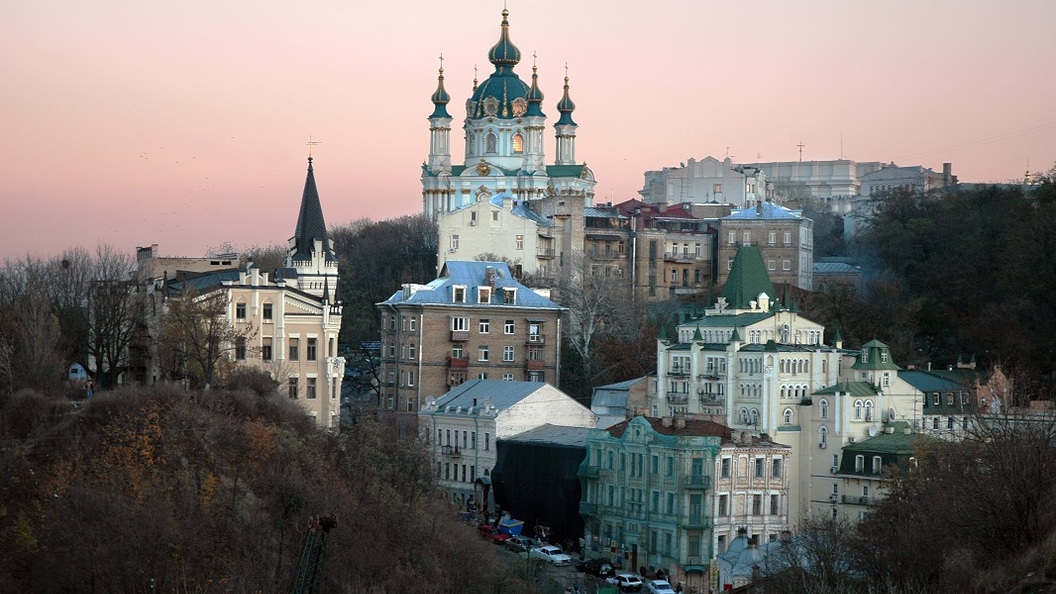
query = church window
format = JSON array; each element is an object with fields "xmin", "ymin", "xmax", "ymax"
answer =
[
  {"xmin": 512, "ymin": 132, "xmax": 524, "ymax": 153},
  {"xmin": 485, "ymin": 132, "xmax": 497, "ymax": 154},
  {"xmin": 854, "ymin": 399, "xmax": 863, "ymax": 419},
  {"xmin": 236, "ymin": 303, "xmax": 246, "ymax": 320}
]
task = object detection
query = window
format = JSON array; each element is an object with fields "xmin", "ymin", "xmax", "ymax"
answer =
[
  {"xmin": 515, "ymin": 234, "xmax": 524, "ymax": 250},
  {"xmin": 451, "ymin": 316, "xmax": 468, "ymax": 331},
  {"xmin": 306, "ymin": 377, "xmax": 316, "ymax": 399},
  {"xmin": 477, "ymin": 372, "xmax": 488, "ymax": 380},
  {"xmin": 503, "ymin": 288, "xmax": 516, "ymax": 304},
  {"xmin": 485, "ymin": 433, "xmax": 490, "ymax": 451},
  {"xmin": 855, "ymin": 455, "xmax": 865, "ymax": 472},
  {"xmin": 478, "ymin": 319, "xmax": 490, "ymax": 334},
  {"xmin": 820, "ymin": 399, "xmax": 829, "ymax": 418},
  {"xmin": 236, "ymin": 302, "xmax": 246, "ymax": 320},
  {"xmin": 409, "ymin": 343, "xmax": 416, "ymax": 358},
  {"xmin": 768, "ymin": 231, "xmax": 776, "ymax": 245},
  {"xmin": 719, "ymin": 494, "xmax": 729, "ymax": 516},
  {"xmin": 307, "ymin": 338, "xmax": 317, "ymax": 361},
  {"xmin": 743, "ymin": 231, "xmax": 751, "ymax": 244},
  {"xmin": 450, "ymin": 234, "xmax": 459, "ymax": 250},
  {"xmin": 819, "ymin": 426, "xmax": 828, "ymax": 447},
  {"xmin": 263, "ymin": 303, "xmax": 272, "ymax": 320},
  {"xmin": 478, "ymin": 346, "xmax": 489, "ymax": 361},
  {"xmin": 407, "ymin": 371, "xmax": 415, "ymax": 387},
  {"xmin": 772, "ymin": 458, "xmax": 782, "ymax": 478},
  {"xmin": 713, "ymin": 183, "xmax": 723, "ymax": 193},
  {"xmin": 782, "ymin": 260, "xmax": 791, "ymax": 271},
  {"xmin": 288, "ymin": 377, "xmax": 298, "ymax": 399},
  {"xmin": 504, "ymin": 319, "xmax": 515, "ymax": 334},
  {"xmin": 485, "ymin": 132, "xmax": 497, "ymax": 153},
  {"xmin": 502, "ymin": 373, "xmax": 513, "ymax": 381},
  {"xmin": 768, "ymin": 259, "xmax": 776, "ymax": 271},
  {"xmin": 503, "ymin": 346, "xmax": 514, "ymax": 361},
  {"xmin": 770, "ymin": 494, "xmax": 779, "ymax": 515},
  {"xmin": 452, "ymin": 285, "xmax": 465, "ymax": 303},
  {"xmin": 651, "ymin": 455, "xmax": 659, "ymax": 475},
  {"xmin": 478, "ymin": 287, "xmax": 491, "ymax": 303},
  {"xmin": 491, "ymin": 210, "xmax": 499, "ymax": 222},
  {"xmin": 752, "ymin": 494, "xmax": 762, "ymax": 515},
  {"xmin": 755, "ymin": 458, "xmax": 764, "ymax": 478},
  {"xmin": 262, "ymin": 341, "xmax": 272, "ymax": 361},
  {"xmin": 854, "ymin": 400, "xmax": 863, "ymax": 420},
  {"xmin": 783, "ymin": 408, "xmax": 793, "ymax": 425},
  {"xmin": 235, "ymin": 337, "xmax": 246, "ymax": 360},
  {"xmin": 728, "ymin": 231, "xmax": 736, "ymax": 245},
  {"xmin": 783, "ymin": 232, "xmax": 791, "ymax": 245},
  {"xmin": 721, "ymin": 458, "xmax": 731, "ymax": 478},
  {"xmin": 289, "ymin": 338, "xmax": 299, "ymax": 361},
  {"xmin": 873, "ymin": 456, "xmax": 883, "ymax": 474},
  {"xmin": 717, "ymin": 535, "xmax": 727, "ymax": 554}
]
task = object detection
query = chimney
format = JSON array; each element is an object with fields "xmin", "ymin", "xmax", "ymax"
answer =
[
  {"xmin": 675, "ymin": 417, "xmax": 686, "ymax": 429},
  {"xmin": 662, "ymin": 417, "xmax": 673, "ymax": 427},
  {"xmin": 485, "ymin": 266, "xmax": 496, "ymax": 287},
  {"xmin": 943, "ymin": 163, "xmax": 952, "ymax": 187}
]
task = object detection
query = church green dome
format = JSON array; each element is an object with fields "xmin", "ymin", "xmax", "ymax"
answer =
[
  {"xmin": 429, "ymin": 64, "xmax": 451, "ymax": 119},
  {"xmin": 468, "ymin": 9, "xmax": 531, "ymax": 120}
]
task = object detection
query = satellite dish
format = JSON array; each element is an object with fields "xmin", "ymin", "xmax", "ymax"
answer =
[{"xmin": 868, "ymin": 425, "xmax": 878, "ymax": 437}]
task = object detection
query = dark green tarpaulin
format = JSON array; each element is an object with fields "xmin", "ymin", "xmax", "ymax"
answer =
[{"xmin": 491, "ymin": 440, "xmax": 585, "ymax": 546}]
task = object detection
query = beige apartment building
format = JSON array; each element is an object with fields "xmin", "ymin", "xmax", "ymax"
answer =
[{"xmin": 376, "ymin": 261, "xmax": 566, "ymax": 419}]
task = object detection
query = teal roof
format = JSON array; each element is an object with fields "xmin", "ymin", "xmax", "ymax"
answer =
[
  {"xmin": 813, "ymin": 381, "xmax": 881, "ymax": 397},
  {"xmin": 429, "ymin": 66, "xmax": 451, "ymax": 119},
  {"xmin": 555, "ymin": 75, "xmax": 576, "ymax": 126},
  {"xmin": 843, "ymin": 430, "xmax": 920, "ymax": 455},
  {"xmin": 545, "ymin": 164, "xmax": 586, "ymax": 178},
  {"xmin": 469, "ymin": 9, "xmax": 530, "ymax": 120},
  {"xmin": 683, "ymin": 312, "xmax": 775, "ymax": 329},
  {"xmin": 721, "ymin": 245, "xmax": 777, "ymax": 309},
  {"xmin": 852, "ymin": 339, "xmax": 902, "ymax": 371}
]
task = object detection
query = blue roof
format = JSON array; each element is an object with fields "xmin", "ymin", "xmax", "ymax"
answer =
[
  {"xmin": 899, "ymin": 371, "xmax": 964, "ymax": 392},
  {"xmin": 487, "ymin": 192, "xmax": 553, "ymax": 227},
  {"xmin": 167, "ymin": 270, "xmax": 241, "ymax": 295},
  {"xmin": 433, "ymin": 379, "xmax": 547, "ymax": 413},
  {"xmin": 378, "ymin": 261, "xmax": 565, "ymax": 309},
  {"xmin": 723, "ymin": 201, "xmax": 805, "ymax": 220}
]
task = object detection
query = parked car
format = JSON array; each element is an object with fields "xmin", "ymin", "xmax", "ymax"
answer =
[
  {"xmin": 476, "ymin": 524, "xmax": 509, "ymax": 544},
  {"xmin": 647, "ymin": 579, "xmax": 675, "ymax": 594},
  {"xmin": 575, "ymin": 557, "xmax": 615, "ymax": 578},
  {"xmin": 529, "ymin": 544, "xmax": 572, "ymax": 567},
  {"xmin": 505, "ymin": 535, "xmax": 536, "ymax": 553},
  {"xmin": 607, "ymin": 573, "xmax": 644, "ymax": 592}
]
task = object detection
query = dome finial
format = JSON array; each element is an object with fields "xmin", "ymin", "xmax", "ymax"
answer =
[
  {"xmin": 472, "ymin": 64, "xmax": 478, "ymax": 91},
  {"xmin": 526, "ymin": 50, "xmax": 545, "ymax": 116},
  {"xmin": 488, "ymin": 7, "xmax": 521, "ymax": 69}
]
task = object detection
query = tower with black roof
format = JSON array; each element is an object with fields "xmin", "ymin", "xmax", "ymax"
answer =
[{"xmin": 286, "ymin": 156, "xmax": 338, "ymax": 302}]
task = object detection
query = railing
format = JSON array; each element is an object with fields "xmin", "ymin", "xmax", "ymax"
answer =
[
  {"xmin": 447, "ymin": 356, "xmax": 469, "ymax": 369},
  {"xmin": 668, "ymin": 367, "xmax": 690, "ymax": 377},
  {"xmin": 537, "ymin": 249, "xmax": 555, "ymax": 258},
  {"xmin": 450, "ymin": 330, "xmax": 469, "ymax": 342},
  {"xmin": 684, "ymin": 475, "xmax": 712, "ymax": 489},
  {"xmin": 685, "ymin": 514, "xmax": 712, "ymax": 529},
  {"xmin": 441, "ymin": 445, "xmax": 461, "ymax": 458},
  {"xmin": 525, "ymin": 359, "xmax": 545, "ymax": 371},
  {"xmin": 526, "ymin": 334, "xmax": 546, "ymax": 345},
  {"xmin": 666, "ymin": 393, "xmax": 688, "ymax": 404}
]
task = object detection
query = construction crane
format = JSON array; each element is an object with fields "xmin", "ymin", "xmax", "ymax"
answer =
[{"xmin": 292, "ymin": 514, "xmax": 337, "ymax": 594}]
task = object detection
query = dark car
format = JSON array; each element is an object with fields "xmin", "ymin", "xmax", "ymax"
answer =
[
  {"xmin": 575, "ymin": 557, "xmax": 615, "ymax": 578},
  {"xmin": 477, "ymin": 524, "xmax": 510, "ymax": 544}
]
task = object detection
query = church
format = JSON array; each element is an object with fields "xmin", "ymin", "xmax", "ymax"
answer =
[{"xmin": 423, "ymin": 9, "xmax": 597, "ymax": 280}]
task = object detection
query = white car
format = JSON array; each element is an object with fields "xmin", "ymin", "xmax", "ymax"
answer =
[
  {"xmin": 529, "ymin": 544, "xmax": 573, "ymax": 566},
  {"xmin": 647, "ymin": 579, "xmax": 675, "ymax": 594},
  {"xmin": 607, "ymin": 573, "xmax": 644, "ymax": 592}
]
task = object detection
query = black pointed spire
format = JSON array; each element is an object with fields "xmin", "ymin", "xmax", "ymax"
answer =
[{"xmin": 291, "ymin": 156, "xmax": 335, "ymax": 263}]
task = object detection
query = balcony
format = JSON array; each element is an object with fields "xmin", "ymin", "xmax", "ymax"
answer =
[
  {"xmin": 537, "ymin": 248, "xmax": 555, "ymax": 259},
  {"xmin": 666, "ymin": 393, "xmax": 689, "ymax": 404},
  {"xmin": 664, "ymin": 251, "xmax": 699, "ymax": 263},
  {"xmin": 525, "ymin": 359, "xmax": 545, "ymax": 371},
  {"xmin": 668, "ymin": 367, "xmax": 690, "ymax": 377},
  {"xmin": 685, "ymin": 514, "xmax": 712, "ymax": 529},
  {"xmin": 588, "ymin": 250, "xmax": 623, "ymax": 261},
  {"xmin": 526, "ymin": 334, "xmax": 546, "ymax": 345},
  {"xmin": 447, "ymin": 356, "xmax": 469, "ymax": 369},
  {"xmin": 441, "ymin": 445, "xmax": 461, "ymax": 458},
  {"xmin": 684, "ymin": 475, "xmax": 712, "ymax": 490},
  {"xmin": 450, "ymin": 330, "xmax": 469, "ymax": 342},
  {"xmin": 843, "ymin": 495, "xmax": 877, "ymax": 506},
  {"xmin": 579, "ymin": 466, "xmax": 599, "ymax": 479}
]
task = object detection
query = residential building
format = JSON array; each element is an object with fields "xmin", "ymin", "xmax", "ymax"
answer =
[
  {"xmin": 376, "ymin": 261, "xmax": 566, "ymax": 418},
  {"xmin": 578, "ymin": 416, "xmax": 791, "ymax": 593},
  {"xmin": 639, "ymin": 156, "xmax": 767, "ymax": 209},
  {"xmin": 422, "ymin": 380, "xmax": 596, "ymax": 506},
  {"xmin": 715, "ymin": 201, "xmax": 814, "ymax": 290},
  {"xmin": 131, "ymin": 157, "xmax": 345, "ymax": 429}
]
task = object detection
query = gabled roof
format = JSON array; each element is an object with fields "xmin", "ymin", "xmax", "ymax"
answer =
[
  {"xmin": 899, "ymin": 370, "xmax": 965, "ymax": 392},
  {"xmin": 166, "ymin": 270, "xmax": 242, "ymax": 295},
  {"xmin": 852, "ymin": 339, "xmax": 902, "ymax": 371},
  {"xmin": 721, "ymin": 246, "xmax": 777, "ymax": 309},
  {"xmin": 432, "ymin": 379, "xmax": 546, "ymax": 413},
  {"xmin": 504, "ymin": 423, "xmax": 590, "ymax": 447},
  {"xmin": 377, "ymin": 261, "xmax": 564, "ymax": 309}
]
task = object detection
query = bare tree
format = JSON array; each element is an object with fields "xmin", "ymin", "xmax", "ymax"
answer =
[
  {"xmin": 86, "ymin": 245, "xmax": 142, "ymax": 388},
  {"xmin": 157, "ymin": 288, "xmax": 256, "ymax": 388},
  {"xmin": 0, "ymin": 256, "xmax": 66, "ymax": 391}
]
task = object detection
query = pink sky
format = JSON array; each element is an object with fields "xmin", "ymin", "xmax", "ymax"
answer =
[{"xmin": 3, "ymin": 0, "xmax": 1054, "ymax": 259}]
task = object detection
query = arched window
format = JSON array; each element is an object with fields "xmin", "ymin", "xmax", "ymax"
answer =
[
  {"xmin": 819, "ymin": 426, "xmax": 828, "ymax": 447},
  {"xmin": 740, "ymin": 408, "xmax": 749, "ymax": 424},
  {"xmin": 783, "ymin": 408, "xmax": 793, "ymax": 425},
  {"xmin": 749, "ymin": 409, "xmax": 759, "ymax": 425},
  {"xmin": 485, "ymin": 132, "xmax": 497, "ymax": 154},
  {"xmin": 780, "ymin": 385, "xmax": 787, "ymax": 399},
  {"xmin": 820, "ymin": 399, "xmax": 829, "ymax": 419},
  {"xmin": 864, "ymin": 400, "xmax": 874, "ymax": 422},
  {"xmin": 822, "ymin": 359, "xmax": 828, "ymax": 374},
  {"xmin": 854, "ymin": 399, "xmax": 864, "ymax": 420},
  {"xmin": 512, "ymin": 132, "xmax": 524, "ymax": 154}
]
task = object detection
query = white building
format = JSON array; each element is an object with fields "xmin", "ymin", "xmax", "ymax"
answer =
[
  {"xmin": 639, "ymin": 156, "xmax": 767, "ymax": 209},
  {"xmin": 422, "ymin": 379, "xmax": 596, "ymax": 504}
]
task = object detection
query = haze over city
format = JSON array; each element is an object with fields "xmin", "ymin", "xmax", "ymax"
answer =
[{"xmin": 3, "ymin": 0, "xmax": 1054, "ymax": 259}]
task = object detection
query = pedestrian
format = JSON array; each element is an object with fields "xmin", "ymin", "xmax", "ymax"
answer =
[{"xmin": 86, "ymin": 379, "xmax": 94, "ymax": 400}]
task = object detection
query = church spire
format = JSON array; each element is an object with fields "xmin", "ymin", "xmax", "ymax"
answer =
[
  {"xmin": 488, "ymin": 8, "xmax": 521, "ymax": 71},
  {"xmin": 430, "ymin": 54, "xmax": 451, "ymax": 118},
  {"xmin": 556, "ymin": 67, "xmax": 577, "ymax": 126},
  {"xmin": 290, "ymin": 156, "xmax": 335, "ymax": 264}
]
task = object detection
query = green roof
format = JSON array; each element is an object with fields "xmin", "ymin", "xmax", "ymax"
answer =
[
  {"xmin": 851, "ymin": 339, "xmax": 902, "ymax": 371},
  {"xmin": 813, "ymin": 381, "xmax": 881, "ymax": 397},
  {"xmin": 545, "ymin": 164, "xmax": 586, "ymax": 178},
  {"xmin": 843, "ymin": 430, "xmax": 920, "ymax": 455},
  {"xmin": 722, "ymin": 245, "xmax": 777, "ymax": 309},
  {"xmin": 684, "ymin": 312, "xmax": 775, "ymax": 328}
]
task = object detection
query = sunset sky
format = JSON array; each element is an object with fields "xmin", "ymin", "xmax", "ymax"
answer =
[{"xmin": 3, "ymin": 0, "xmax": 1054, "ymax": 259}]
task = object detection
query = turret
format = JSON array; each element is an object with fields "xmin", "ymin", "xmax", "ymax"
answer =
[
  {"xmin": 427, "ymin": 56, "xmax": 452, "ymax": 174},
  {"xmin": 554, "ymin": 68, "xmax": 578, "ymax": 165}
]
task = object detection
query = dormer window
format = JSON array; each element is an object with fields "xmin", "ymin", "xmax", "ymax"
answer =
[
  {"xmin": 861, "ymin": 349, "xmax": 869, "ymax": 363},
  {"xmin": 453, "ymin": 285, "xmax": 466, "ymax": 303},
  {"xmin": 478, "ymin": 287, "xmax": 491, "ymax": 303},
  {"xmin": 503, "ymin": 288, "xmax": 516, "ymax": 304},
  {"xmin": 881, "ymin": 350, "xmax": 888, "ymax": 363}
]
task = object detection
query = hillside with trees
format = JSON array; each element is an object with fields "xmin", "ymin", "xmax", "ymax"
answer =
[{"xmin": 0, "ymin": 383, "xmax": 538, "ymax": 593}]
